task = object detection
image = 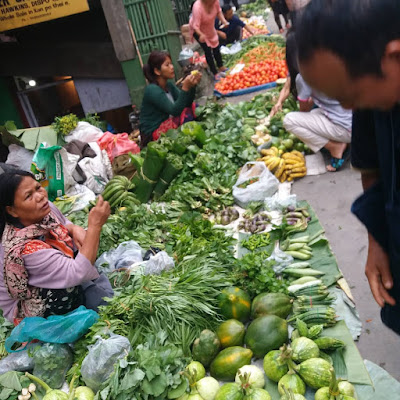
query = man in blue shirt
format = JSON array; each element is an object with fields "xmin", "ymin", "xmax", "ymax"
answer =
[
  {"xmin": 296, "ymin": 0, "xmax": 400, "ymax": 335},
  {"xmin": 215, "ymin": 5, "xmax": 255, "ymax": 46}
]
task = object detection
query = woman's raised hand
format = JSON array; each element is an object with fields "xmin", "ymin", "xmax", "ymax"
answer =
[
  {"xmin": 182, "ymin": 71, "xmax": 203, "ymax": 91},
  {"xmin": 88, "ymin": 196, "xmax": 111, "ymax": 229}
]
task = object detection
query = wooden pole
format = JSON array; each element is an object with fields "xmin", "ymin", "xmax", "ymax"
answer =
[{"xmin": 128, "ymin": 20, "xmax": 144, "ymax": 69}]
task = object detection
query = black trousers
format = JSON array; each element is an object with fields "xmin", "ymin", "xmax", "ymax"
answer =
[
  {"xmin": 219, "ymin": 25, "xmax": 243, "ymax": 46},
  {"xmin": 223, "ymin": 0, "xmax": 240, "ymax": 9},
  {"xmin": 193, "ymin": 32, "xmax": 223, "ymax": 75},
  {"xmin": 268, "ymin": 0, "xmax": 290, "ymax": 30}
]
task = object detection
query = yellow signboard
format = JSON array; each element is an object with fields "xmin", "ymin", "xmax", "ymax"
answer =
[{"xmin": 0, "ymin": 0, "xmax": 89, "ymax": 32}]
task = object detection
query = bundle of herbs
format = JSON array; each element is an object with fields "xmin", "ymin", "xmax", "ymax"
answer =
[
  {"xmin": 232, "ymin": 251, "xmax": 289, "ymax": 298},
  {"xmin": 95, "ymin": 331, "xmax": 190, "ymax": 400}
]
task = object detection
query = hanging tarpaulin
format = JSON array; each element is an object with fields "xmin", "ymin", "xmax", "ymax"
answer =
[{"xmin": 0, "ymin": 0, "xmax": 89, "ymax": 32}]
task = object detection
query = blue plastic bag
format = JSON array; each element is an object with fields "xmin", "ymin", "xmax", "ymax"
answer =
[{"xmin": 5, "ymin": 306, "xmax": 99, "ymax": 353}]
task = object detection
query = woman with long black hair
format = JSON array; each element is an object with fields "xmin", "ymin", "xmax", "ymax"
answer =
[{"xmin": 139, "ymin": 51, "xmax": 201, "ymax": 146}]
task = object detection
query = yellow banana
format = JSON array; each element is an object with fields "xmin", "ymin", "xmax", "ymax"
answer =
[
  {"xmin": 291, "ymin": 150, "xmax": 305, "ymax": 159},
  {"xmin": 275, "ymin": 159, "xmax": 286, "ymax": 179},
  {"xmin": 286, "ymin": 163, "xmax": 305, "ymax": 170},
  {"xmin": 270, "ymin": 146, "xmax": 279, "ymax": 156},
  {"xmin": 280, "ymin": 171, "xmax": 287, "ymax": 183},
  {"xmin": 291, "ymin": 166, "xmax": 307, "ymax": 174},
  {"xmin": 290, "ymin": 172, "xmax": 307, "ymax": 179},
  {"xmin": 268, "ymin": 157, "xmax": 281, "ymax": 171}
]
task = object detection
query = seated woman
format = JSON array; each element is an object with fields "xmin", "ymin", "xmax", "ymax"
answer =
[
  {"xmin": 139, "ymin": 50, "xmax": 202, "ymax": 147},
  {"xmin": 0, "ymin": 168, "xmax": 113, "ymax": 323}
]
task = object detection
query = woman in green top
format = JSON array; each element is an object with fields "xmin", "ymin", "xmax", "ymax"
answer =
[{"xmin": 139, "ymin": 51, "xmax": 202, "ymax": 146}]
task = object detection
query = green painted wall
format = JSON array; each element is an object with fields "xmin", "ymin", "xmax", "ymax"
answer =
[
  {"xmin": 0, "ymin": 78, "xmax": 23, "ymax": 128},
  {"xmin": 122, "ymin": 0, "xmax": 182, "ymax": 107}
]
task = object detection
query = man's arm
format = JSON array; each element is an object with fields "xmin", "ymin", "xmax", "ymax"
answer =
[
  {"xmin": 353, "ymin": 109, "xmax": 395, "ymax": 307},
  {"xmin": 244, "ymin": 24, "xmax": 255, "ymax": 35}
]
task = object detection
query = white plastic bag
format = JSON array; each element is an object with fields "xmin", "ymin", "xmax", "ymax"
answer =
[
  {"xmin": 0, "ymin": 342, "xmax": 40, "ymax": 374},
  {"xmin": 63, "ymin": 184, "xmax": 96, "ymax": 214},
  {"xmin": 220, "ymin": 41, "xmax": 242, "ymax": 55},
  {"xmin": 95, "ymin": 241, "xmax": 144, "ymax": 274},
  {"xmin": 233, "ymin": 162, "xmax": 279, "ymax": 208},
  {"xmin": 78, "ymin": 143, "xmax": 110, "ymax": 194},
  {"xmin": 65, "ymin": 122, "xmax": 104, "ymax": 143},
  {"xmin": 6, "ymin": 144, "xmax": 34, "ymax": 171},
  {"xmin": 81, "ymin": 334, "xmax": 131, "ymax": 392},
  {"xmin": 268, "ymin": 242, "xmax": 294, "ymax": 274},
  {"xmin": 129, "ymin": 251, "xmax": 175, "ymax": 276}
]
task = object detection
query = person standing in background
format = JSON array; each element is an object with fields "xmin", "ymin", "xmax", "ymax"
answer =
[
  {"xmin": 284, "ymin": 0, "xmax": 310, "ymax": 28},
  {"xmin": 190, "ymin": 0, "xmax": 229, "ymax": 81},
  {"xmin": 268, "ymin": 0, "xmax": 290, "ymax": 34},
  {"xmin": 223, "ymin": 0, "xmax": 240, "ymax": 10}
]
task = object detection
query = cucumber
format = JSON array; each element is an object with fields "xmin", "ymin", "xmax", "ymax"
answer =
[
  {"xmin": 290, "ymin": 277, "xmax": 319, "ymax": 286},
  {"xmin": 283, "ymin": 268, "xmax": 324, "ymax": 278},
  {"xmin": 288, "ymin": 262, "xmax": 311, "ymax": 269}
]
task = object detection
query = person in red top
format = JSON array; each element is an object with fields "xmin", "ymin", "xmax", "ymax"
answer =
[{"xmin": 190, "ymin": 0, "xmax": 229, "ymax": 80}]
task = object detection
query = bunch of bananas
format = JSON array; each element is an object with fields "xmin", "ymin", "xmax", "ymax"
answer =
[
  {"xmin": 101, "ymin": 175, "xmax": 139, "ymax": 211},
  {"xmin": 257, "ymin": 147, "xmax": 307, "ymax": 182}
]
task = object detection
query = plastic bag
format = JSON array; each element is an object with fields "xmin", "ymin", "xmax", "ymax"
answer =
[
  {"xmin": 220, "ymin": 41, "xmax": 242, "ymax": 55},
  {"xmin": 97, "ymin": 132, "xmax": 140, "ymax": 163},
  {"xmin": 31, "ymin": 144, "xmax": 78, "ymax": 201},
  {"xmin": 264, "ymin": 192, "xmax": 297, "ymax": 212},
  {"xmin": 95, "ymin": 241, "xmax": 143, "ymax": 274},
  {"xmin": 78, "ymin": 143, "xmax": 110, "ymax": 194},
  {"xmin": 233, "ymin": 162, "xmax": 279, "ymax": 208},
  {"xmin": 130, "ymin": 251, "xmax": 175, "ymax": 275},
  {"xmin": 5, "ymin": 144, "xmax": 34, "ymax": 171},
  {"xmin": 65, "ymin": 121, "xmax": 104, "ymax": 143},
  {"xmin": 5, "ymin": 306, "xmax": 99, "ymax": 353},
  {"xmin": 81, "ymin": 334, "xmax": 131, "ymax": 392},
  {"xmin": 268, "ymin": 242, "xmax": 294, "ymax": 274},
  {"xmin": 33, "ymin": 343, "xmax": 73, "ymax": 389},
  {"xmin": 0, "ymin": 342, "xmax": 40, "ymax": 375},
  {"xmin": 178, "ymin": 48, "xmax": 194, "ymax": 61}
]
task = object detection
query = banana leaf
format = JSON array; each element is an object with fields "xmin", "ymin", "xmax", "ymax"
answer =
[
  {"xmin": 153, "ymin": 153, "xmax": 183, "ymax": 199},
  {"xmin": 135, "ymin": 142, "xmax": 167, "ymax": 203}
]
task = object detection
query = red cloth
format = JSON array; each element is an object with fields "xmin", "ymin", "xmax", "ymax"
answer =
[{"xmin": 152, "ymin": 104, "xmax": 196, "ymax": 141}]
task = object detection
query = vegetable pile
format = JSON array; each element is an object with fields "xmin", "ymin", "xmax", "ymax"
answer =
[
  {"xmin": 217, "ymin": 36, "xmax": 287, "ymax": 95},
  {"xmin": 0, "ymin": 82, "xmax": 368, "ymax": 400}
]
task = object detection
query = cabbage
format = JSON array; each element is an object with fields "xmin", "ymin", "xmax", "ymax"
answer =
[
  {"xmin": 186, "ymin": 361, "xmax": 206, "ymax": 381},
  {"xmin": 196, "ymin": 377, "xmax": 220, "ymax": 400},
  {"xmin": 235, "ymin": 365, "xmax": 265, "ymax": 389}
]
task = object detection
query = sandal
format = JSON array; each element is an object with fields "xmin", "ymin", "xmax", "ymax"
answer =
[{"xmin": 327, "ymin": 148, "xmax": 350, "ymax": 172}]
